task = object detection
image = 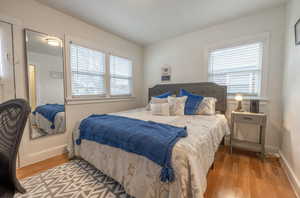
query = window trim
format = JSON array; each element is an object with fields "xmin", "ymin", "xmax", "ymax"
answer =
[
  {"xmin": 204, "ymin": 32, "xmax": 270, "ymax": 98},
  {"xmin": 65, "ymin": 35, "xmax": 135, "ymax": 103}
]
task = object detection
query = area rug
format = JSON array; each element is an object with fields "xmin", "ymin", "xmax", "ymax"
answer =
[{"xmin": 15, "ymin": 159, "xmax": 133, "ymax": 198}]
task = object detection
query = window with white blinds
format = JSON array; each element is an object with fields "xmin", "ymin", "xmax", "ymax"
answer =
[
  {"xmin": 110, "ymin": 55, "xmax": 132, "ymax": 96},
  {"xmin": 208, "ymin": 42, "xmax": 263, "ymax": 96},
  {"xmin": 70, "ymin": 43, "xmax": 106, "ymax": 96}
]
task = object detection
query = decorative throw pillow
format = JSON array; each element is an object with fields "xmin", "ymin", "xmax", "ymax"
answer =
[
  {"xmin": 197, "ymin": 97, "xmax": 217, "ymax": 115},
  {"xmin": 150, "ymin": 103, "xmax": 170, "ymax": 116},
  {"xmin": 179, "ymin": 89, "xmax": 204, "ymax": 115},
  {"xmin": 167, "ymin": 96, "xmax": 187, "ymax": 116}
]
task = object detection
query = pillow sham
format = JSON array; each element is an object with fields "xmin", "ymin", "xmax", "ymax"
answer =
[
  {"xmin": 150, "ymin": 103, "xmax": 170, "ymax": 116},
  {"xmin": 179, "ymin": 89, "xmax": 204, "ymax": 115},
  {"xmin": 146, "ymin": 92, "xmax": 173, "ymax": 111},
  {"xmin": 146, "ymin": 97, "xmax": 168, "ymax": 111},
  {"xmin": 151, "ymin": 97, "xmax": 168, "ymax": 103},
  {"xmin": 197, "ymin": 97, "xmax": 217, "ymax": 115},
  {"xmin": 167, "ymin": 96, "xmax": 187, "ymax": 116}
]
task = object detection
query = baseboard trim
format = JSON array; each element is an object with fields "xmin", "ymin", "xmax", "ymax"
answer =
[
  {"xmin": 279, "ymin": 150, "xmax": 300, "ymax": 198},
  {"xmin": 266, "ymin": 145, "xmax": 279, "ymax": 153},
  {"xmin": 20, "ymin": 144, "xmax": 68, "ymax": 167}
]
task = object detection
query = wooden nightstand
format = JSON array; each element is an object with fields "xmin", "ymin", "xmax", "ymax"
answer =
[{"xmin": 230, "ymin": 111, "xmax": 267, "ymax": 158}]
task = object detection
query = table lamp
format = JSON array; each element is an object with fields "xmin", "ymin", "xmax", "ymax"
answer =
[{"xmin": 235, "ymin": 94, "xmax": 243, "ymax": 112}]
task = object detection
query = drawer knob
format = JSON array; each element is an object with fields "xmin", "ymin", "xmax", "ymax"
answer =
[{"xmin": 243, "ymin": 117, "xmax": 253, "ymax": 121}]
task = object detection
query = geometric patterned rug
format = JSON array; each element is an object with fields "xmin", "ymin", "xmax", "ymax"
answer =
[{"xmin": 15, "ymin": 159, "xmax": 134, "ymax": 198}]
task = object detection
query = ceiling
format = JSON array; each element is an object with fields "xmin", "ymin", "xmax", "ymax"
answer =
[{"xmin": 37, "ymin": 0, "xmax": 287, "ymax": 46}]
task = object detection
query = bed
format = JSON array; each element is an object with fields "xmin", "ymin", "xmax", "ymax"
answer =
[
  {"xmin": 69, "ymin": 82, "xmax": 230, "ymax": 198},
  {"xmin": 30, "ymin": 104, "xmax": 65, "ymax": 135}
]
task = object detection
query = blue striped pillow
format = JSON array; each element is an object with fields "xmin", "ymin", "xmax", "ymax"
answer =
[{"xmin": 179, "ymin": 89, "xmax": 204, "ymax": 115}]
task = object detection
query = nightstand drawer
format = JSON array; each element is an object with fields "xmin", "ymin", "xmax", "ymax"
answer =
[{"xmin": 234, "ymin": 114, "xmax": 265, "ymax": 125}]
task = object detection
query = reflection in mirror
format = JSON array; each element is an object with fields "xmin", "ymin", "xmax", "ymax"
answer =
[{"xmin": 25, "ymin": 30, "xmax": 65, "ymax": 139}]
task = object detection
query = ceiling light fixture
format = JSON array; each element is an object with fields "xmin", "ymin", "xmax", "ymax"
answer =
[{"xmin": 46, "ymin": 38, "xmax": 60, "ymax": 47}]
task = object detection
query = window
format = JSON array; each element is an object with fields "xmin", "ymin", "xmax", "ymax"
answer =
[
  {"xmin": 208, "ymin": 42, "xmax": 263, "ymax": 96},
  {"xmin": 110, "ymin": 55, "xmax": 132, "ymax": 96},
  {"xmin": 70, "ymin": 43, "xmax": 106, "ymax": 96},
  {"xmin": 70, "ymin": 42, "xmax": 133, "ymax": 98}
]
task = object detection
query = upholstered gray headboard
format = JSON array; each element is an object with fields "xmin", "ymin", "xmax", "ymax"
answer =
[{"xmin": 148, "ymin": 82, "xmax": 227, "ymax": 114}]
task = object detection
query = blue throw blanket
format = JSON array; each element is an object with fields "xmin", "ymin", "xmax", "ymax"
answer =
[
  {"xmin": 33, "ymin": 104, "xmax": 65, "ymax": 129},
  {"xmin": 76, "ymin": 114, "xmax": 187, "ymax": 182}
]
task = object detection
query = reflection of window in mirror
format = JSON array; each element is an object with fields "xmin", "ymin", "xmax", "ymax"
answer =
[{"xmin": 28, "ymin": 64, "xmax": 37, "ymax": 109}]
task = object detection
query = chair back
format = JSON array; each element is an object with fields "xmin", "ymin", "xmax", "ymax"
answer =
[{"xmin": 0, "ymin": 99, "xmax": 30, "ymax": 195}]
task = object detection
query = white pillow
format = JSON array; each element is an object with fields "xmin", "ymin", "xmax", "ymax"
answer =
[
  {"xmin": 167, "ymin": 96, "xmax": 187, "ymax": 116},
  {"xmin": 197, "ymin": 97, "xmax": 217, "ymax": 115},
  {"xmin": 146, "ymin": 97, "xmax": 168, "ymax": 111},
  {"xmin": 150, "ymin": 103, "xmax": 170, "ymax": 116},
  {"xmin": 151, "ymin": 97, "xmax": 168, "ymax": 103}
]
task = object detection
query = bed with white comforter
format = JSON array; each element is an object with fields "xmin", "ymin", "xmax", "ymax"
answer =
[{"xmin": 69, "ymin": 108, "xmax": 229, "ymax": 198}]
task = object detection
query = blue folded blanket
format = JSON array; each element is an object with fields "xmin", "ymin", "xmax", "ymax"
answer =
[
  {"xmin": 76, "ymin": 114, "xmax": 187, "ymax": 182},
  {"xmin": 33, "ymin": 104, "xmax": 65, "ymax": 129}
]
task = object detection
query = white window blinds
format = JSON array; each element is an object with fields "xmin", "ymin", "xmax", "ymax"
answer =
[
  {"xmin": 110, "ymin": 55, "xmax": 132, "ymax": 96},
  {"xmin": 208, "ymin": 42, "xmax": 263, "ymax": 96},
  {"xmin": 70, "ymin": 43, "xmax": 106, "ymax": 96}
]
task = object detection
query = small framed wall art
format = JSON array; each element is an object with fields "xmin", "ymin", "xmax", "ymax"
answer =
[{"xmin": 161, "ymin": 66, "xmax": 171, "ymax": 82}]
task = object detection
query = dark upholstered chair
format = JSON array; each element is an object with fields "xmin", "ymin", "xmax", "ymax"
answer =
[{"xmin": 0, "ymin": 99, "xmax": 31, "ymax": 198}]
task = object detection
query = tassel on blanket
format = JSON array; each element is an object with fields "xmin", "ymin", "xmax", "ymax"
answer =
[
  {"xmin": 160, "ymin": 166, "xmax": 175, "ymax": 182},
  {"xmin": 76, "ymin": 139, "xmax": 81, "ymax": 145}
]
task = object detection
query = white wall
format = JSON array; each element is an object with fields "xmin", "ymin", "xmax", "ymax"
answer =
[
  {"xmin": 0, "ymin": 0, "xmax": 144, "ymax": 167},
  {"xmin": 281, "ymin": 0, "xmax": 300, "ymax": 196},
  {"xmin": 144, "ymin": 6, "xmax": 286, "ymax": 151}
]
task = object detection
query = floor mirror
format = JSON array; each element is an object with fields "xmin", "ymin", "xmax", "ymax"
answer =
[{"xmin": 24, "ymin": 29, "xmax": 66, "ymax": 139}]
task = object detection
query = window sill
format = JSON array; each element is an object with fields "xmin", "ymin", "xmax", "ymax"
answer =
[{"xmin": 66, "ymin": 96, "xmax": 136, "ymax": 105}]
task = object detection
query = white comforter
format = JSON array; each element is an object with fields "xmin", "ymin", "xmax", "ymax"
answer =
[{"xmin": 69, "ymin": 108, "xmax": 230, "ymax": 198}]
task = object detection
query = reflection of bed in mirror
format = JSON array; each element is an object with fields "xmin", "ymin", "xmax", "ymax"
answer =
[
  {"xmin": 24, "ymin": 29, "xmax": 66, "ymax": 140},
  {"xmin": 30, "ymin": 104, "xmax": 65, "ymax": 139}
]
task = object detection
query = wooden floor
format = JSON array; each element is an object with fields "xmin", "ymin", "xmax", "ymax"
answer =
[
  {"xmin": 17, "ymin": 153, "xmax": 69, "ymax": 179},
  {"xmin": 205, "ymin": 147, "xmax": 296, "ymax": 198},
  {"xmin": 17, "ymin": 147, "xmax": 296, "ymax": 198}
]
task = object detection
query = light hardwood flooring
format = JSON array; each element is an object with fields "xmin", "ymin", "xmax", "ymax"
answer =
[
  {"xmin": 17, "ymin": 153, "xmax": 69, "ymax": 179},
  {"xmin": 16, "ymin": 147, "xmax": 296, "ymax": 198},
  {"xmin": 205, "ymin": 147, "xmax": 296, "ymax": 198}
]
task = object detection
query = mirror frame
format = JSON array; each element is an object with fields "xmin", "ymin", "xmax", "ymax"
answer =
[{"xmin": 24, "ymin": 28, "xmax": 66, "ymax": 140}]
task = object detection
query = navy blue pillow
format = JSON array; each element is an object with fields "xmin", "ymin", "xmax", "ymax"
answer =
[
  {"xmin": 154, "ymin": 92, "xmax": 172, "ymax": 98},
  {"xmin": 179, "ymin": 89, "xmax": 204, "ymax": 115}
]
